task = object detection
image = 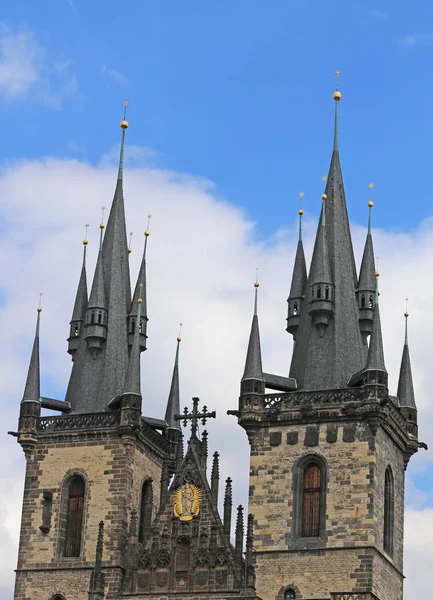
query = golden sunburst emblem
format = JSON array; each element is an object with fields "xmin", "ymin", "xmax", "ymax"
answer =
[{"xmin": 173, "ymin": 483, "xmax": 201, "ymax": 521}]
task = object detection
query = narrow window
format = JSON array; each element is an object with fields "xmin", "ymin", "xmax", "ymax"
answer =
[
  {"xmin": 74, "ymin": 324, "xmax": 79, "ymax": 336},
  {"xmin": 97, "ymin": 310, "xmax": 102, "ymax": 324},
  {"xmin": 91, "ymin": 311, "xmax": 95, "ymax": 324},
  {"xmin": 384, "ymin": 467, "xmax": 394, "ymax": 557},
  {"xmin": 131, "ymin": 318, "xmax": 135, "ymax": 333},
  {"xmin": 325, "ymin": 286, "xmax": 329, "ymax": 300},
  {"xmin": 361, "ymin": 294, "xmax": 365, "ymax": 308},
  {"xmin": 138, "ymin": 480, "xmax": 153, "ymax": 544},
  {"xmin": 302, "ymin": 463, "xmax": 321, "ymax": 537},
  {"xmin": 139, "ymin": 319, "xmax": 143, "ymax": 334},
  {"xmin": 293, "ymin": 302, "xmax": 298, "ymax": 315},
  {"xmin": 64, "ymin": 476, "xmax": 85, "ymax": 557},
  {"xmin": 317, "ymin": 286, "xmax": 321, "ymax": 299},
  {"xmin": 284, "ymin": 591, "xmax": 296, "ymax": 600},
  {"xmin": 368, "ymin": 295, "xmax": 373, "ymax": 309}
]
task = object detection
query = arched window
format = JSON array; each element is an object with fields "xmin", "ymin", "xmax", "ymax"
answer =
[
  {"xmin": 64, "ymin": 475, "xmax": 85, "ymax": 557},
  {"xmin": 302, "ymin": 463, "xmax": 321, "ymax": 537},
  {"xmin": 50, "ymin": 595, "xmax": 65, "ymax": 600},
  {"xmin": 325, "ymin": 286, "xmax": 329, "ymax": 300},
  {"xmin": 384, "ymin": 467, "xmax": 394, "ymax": 557},
  {"xmin": 361, "ymin": 294, "xmax": 365, "ymax": 308},
  {"xmin": 138, "ymin": 480, "xmax": 153, "ymax": 544},
  {"xmin": 284, "ymin": 590, "xmax": 296, "ymax": 600},
  {"xmin": 293, "ymin": 302, "xmax": 298, "ymax": 315},
  {"xmin": 368, "ymin": 295, "xmax": 373, "ymax": 309},
  {"xmin": 317, "ymin": 286, "xmax": 321, "ymax": 299}
]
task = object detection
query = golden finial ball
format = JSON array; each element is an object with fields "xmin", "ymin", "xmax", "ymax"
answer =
[
  {"xmin": 128, "ymin": 248, "xmax": 132, "ymax": 254},
  {"xmin": 254, "ymin": 282, "xmax": 260, "ymax": 288},
  {"xmin": 333, "ymin": 91, "xmax": 342, "ymax": 101},
  {"xmin": 368, "ymin": 201, "xmax": 373, "ymax": 208},
  {"xmin": 298, "ymin": 208, "xmax": 304, "ymax": 216},
  {"xmin": 137, "ymin": 298, "xmax": 143, "ymax": 304},
  {"xmin": 37, "ymin": 307, "xmax": 42, "ymax": 313},
  {"xmin": 144, "ymin": 231, "xmax": 150, "ymax": 237},
  {"xmin": 177, "ymin": 336, "xmax": 182, "ymax": 342},
  {"xmin": 83, "ymin": 239, "xmax": 88, "ymax": 245},
  {"xmin": 322, "ymin": 194, "xmax": 327, "ymax": 201},
  {"xmin": 120, "ymin": 120, "xmax": 129, "ymax": 129},
  {"xmin": 375, "ymin": 271, "xmax": 380, "ymax": 278},
  {"xmin": 404, "ymin": 312, "xmax": 409, "ymax": 318}
]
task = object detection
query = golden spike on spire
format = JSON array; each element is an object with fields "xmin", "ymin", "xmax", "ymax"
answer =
[
  {"xmin": 368, "ymin": 183, "xmax": 374, "ymax": 208},
  {"xmin": 375, "ymin": 256, "xmax": 380, "ymax": 278},
  {"xmin": 128, "ymin": 232, "xmax": 134, "ymax": 254},
  {"xmin": 145, "ymin": 214, "xmax": 152, "ymax": 237},
  {"xmin": 322, "ymin": 176, "xmax": 327, "ymax": 199},
  {"xmin": 121, "ymin": 101, "xmax": 129, "ymax": 129},
  {"xmin": 37, "ymin": 292, "xmax": 43, "ymax": 313},
  {"xmin": 335, "ymin": 71, "xmax": 341, "ymax": 90},
  {"xmin": 254, "ymin": 267, "xmax": 259, "ymax": 288},
  {"xmin": 100, "ymin": 206, "xmax": 106, "ymax": 230},
  {"xmin": 83, "ymin": 223, "xmax": 90, "ymax": 246},
  {"xmin": 298, "ymin": 192, "xmax": 304, "ymax": 216},
  {"xmin": 405, "ymin": 298, "xmax": 409, "ymax": 318},
  {"xmin": 137, "ymin": 283, "xmax": 143, "ymax": 304},
  {"xmin": 177, "ymin": 322, "xmax": 183, "ymax": 342}
]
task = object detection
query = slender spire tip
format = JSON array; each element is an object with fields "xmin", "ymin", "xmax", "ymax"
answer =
[
  {"xmin": 128, "ymin": 231, "xmax": 133, "ymax": 254},
  {"xmin": 368, "ymin": 183, "xmax": 374, "ymax": 234},
  {"xmin": 404, "ymin": 298, "xmax": 409, "ymax": 345},
  {"xmin": 333, "ymin": 71, "xmax": 341, "ymax": 151},
  {"xmin": 298, "ymin": 192, "xmax": 304, "ymax": 241},
  {"xmin": 118, "ymin": 102, "xmax": 128, "ymax": 180},
  {"xmin": 177, "ymin": 322, "xmax": 183, "ymax": 343},
  {"xmin": 254, "ymin": 269, "xmax": 259, "ymax": 316}
]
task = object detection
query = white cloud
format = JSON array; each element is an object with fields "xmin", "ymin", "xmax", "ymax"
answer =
[
  {"xmin": 0, "ymin": 152, "xmax": 432, "ymax": 599},
  {"xmin": 0, "ymin": 24, "xmax": 77, "ymax": 106},
  {"xmin": 101, "ymin": 65, "xmax": 128, "ymax": 86},
  {"xmin": 399, "ymin": 32, "xmax": 433, "ymax": 48}
]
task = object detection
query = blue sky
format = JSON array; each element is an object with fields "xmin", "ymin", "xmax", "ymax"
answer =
[
  {"xmin": 2, "ymin": 1, "xmax": 433, "ymax": 235},
  {"xmin": 1, "ymin": 2, "xmax": 433, "ymax": 598}
]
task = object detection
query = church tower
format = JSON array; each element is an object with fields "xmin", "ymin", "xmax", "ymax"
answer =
[
  {"xmin": 234, "ymin": 76, "xmax": 424, "ymax": 600},
  {"xmin": 12, "ymin": 107, "xmax": 173, "ymax": 600}
]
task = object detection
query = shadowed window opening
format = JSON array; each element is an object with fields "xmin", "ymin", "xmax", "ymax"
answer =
[
  {"xmin": 138, "ymin": 480, "xmax": 153, "ymax": 544},
  {"xmin": 361, "ymin": 294, "xmax": 365, "ymax": 308},
  {"xmin": 293, "ymin": 302, "xmax": 298, "ymax": 315},
  {"xmin": 384, "ymin": 467, "xmax": 394, "ymax": 557},
  {"xmin": 284, "ymin": 590, "xmax": 296, "ymax": 600}
]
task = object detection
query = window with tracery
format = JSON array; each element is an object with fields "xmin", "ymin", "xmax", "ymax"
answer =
[
  {"xmin": 302, "ymin": 462, "xmax": 321, "ymax": 537},
  {"xmin": 64, "ymin": 475, "xmax": 85, "ymax": 557}
]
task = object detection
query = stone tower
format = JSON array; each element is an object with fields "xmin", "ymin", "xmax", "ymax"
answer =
[
  {"xmin": 12, "ymin": 108, "xmax": 260, "ymax": 600},
  {"xmin": 234, "ymin": 79, "xmax": 424, "ymax": 600}
]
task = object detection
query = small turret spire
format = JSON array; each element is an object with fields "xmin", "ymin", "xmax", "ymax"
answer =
[
  {"xmin": 365, "ymin": 272, "xmax": 387, "ymax": 373},
  {"xmin": 129, "ymin": 215, "xmax": 152, "ymax": 351},
  {"xmin": 242, "ymin": 278, "xmax": 264, "ymax": 383},
  {"xmin": 122, "ymin": 294, "xmax": 143, "ymax": 397},
  {"xmin": 67, "ymin": 226, "xmax": 89, "ymax": 358},
  {"xmin": 88, "ymin": 521, "xmax": 105, "ymax": 599},
  {"xmin": 398, "ymin": 303, "xmax": 417, "ymax": 411},
  {"xmin": 22, "ymin": 298, "xmax": 42, "ymax": 404},
  {"xmin": 99, "ymin": 206, "xmax": 105, "ymax": 250},
  {"xmin": 357, "ymin": 188, "xmax": 377, "ymax": 345},
  {"xmin": 287, "ymin": 194, "xmax": 308, "ymax": 339},
  {"xmin": 164, "ymin": 327, "xmax": 182, "ymax": 431},
  {"xmin": 118, "ymin": 101, "xmax": 128, "ymax": 181},
  {"xmin": 333, "ymin": 71, "xmax": 341, "ymax": 151}
]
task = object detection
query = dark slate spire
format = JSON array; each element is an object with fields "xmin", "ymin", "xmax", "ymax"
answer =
[
  {"xmin": 287, "ymin": 199, "xmax": 308, "ymax": 340},
  {"xmin": 223, "ymin": 477, "xmax": 233, "ymax": 542},
  {"xmin": 164, "ymin": 333, "xmax": 182, "ymax": 431},
  {"xmin": 242, "ymin": 280, "xmax": 264, "ymax": 383},
  {"xmin": 66, "ymin": 106, "xmax": 133, "ymax": 413},
  {"xmin": 211, "ymin": 451, "xmax": 220, "ymax": 506},
  {"xmin": 67, "ymin": 231, "xmax": 89, "ymax": 358},
  {"xmin": 83, "ymin": 227, "xmax": 108, "ymax": 358},
  {"xmin": 366, "ymin": 275, "xmax": 387, "ymax": 373},
  {"xmin": 128, "ymin": 216, "xmax": 151, "ymax": 352},
  {"xmin": 22, "ymin": 304, "xmax": 42, "ymax": 405},
  {"xmin": 289, "ymin": 75, "xmax": 365, "ymax": 390},
  {"xmin": 357, "ymin": 192, "xmax": 376, "ymax": 345},
  {"xmin": 397, "ymin": 311, "xmax": 416, "ymax": 410},
  {"xmin": 122, "ymin": 298, "xmax": 143, "ymax": 397}
]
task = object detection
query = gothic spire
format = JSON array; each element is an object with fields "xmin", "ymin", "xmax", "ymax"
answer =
[
  {"xmin": 287, "ymin": 197, "xmax": 307, "ymax": 340},
  {"xmin": 242, "ymin": 278, "xmax": 264, "ymax": 383},
  {"xmin": 68, "ymin": 228, "xmax": 89, "ymax": 358},
  {"xmin": 357, "ymin": 194, "xmax": 376, "ymax": 344},
  {"xmin": 128, "ymin": 216, "xmax": 151, "ymax": 352},
  {"xmin": 122, "ymin": 296, "xmax": 143, "ymax": 398},
  {"xmin": 65, "ymin": 105, "xmax": 133, "ymax": 413},
  {"xmin": 88, "ymin": 521, "xmax": 105, "ymax": 599},
  {"xmin": 289, "ymin": 74, "xmax": 364, "ymax": 390},
  {"xmin": 22, "ymin": 302, "xmax": 42, "ymax": 404},
  {"xmin": 397, "ymin": 310, "xmax": 416, "ymax": 409},
  {"xmin": 164, "ymin": 330, "xmax": 182, "ymax": 431},
  {"xmin": 365, "ymin": 274, "xmax": 387, "ymax": 373}
]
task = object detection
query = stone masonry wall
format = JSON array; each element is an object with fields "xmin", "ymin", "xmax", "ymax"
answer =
[
  {"xmin": 248, "ymin": 420, "xmax": 404, "ymax": 600},
  {"xmin": 14, "ymin": 431, "xmax": 163, "ymax": 600}
]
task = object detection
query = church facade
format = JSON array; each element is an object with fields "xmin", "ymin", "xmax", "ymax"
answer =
[{"xmin": 11, "ymin": 82, "xmax": 423, "ymax": 600}]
